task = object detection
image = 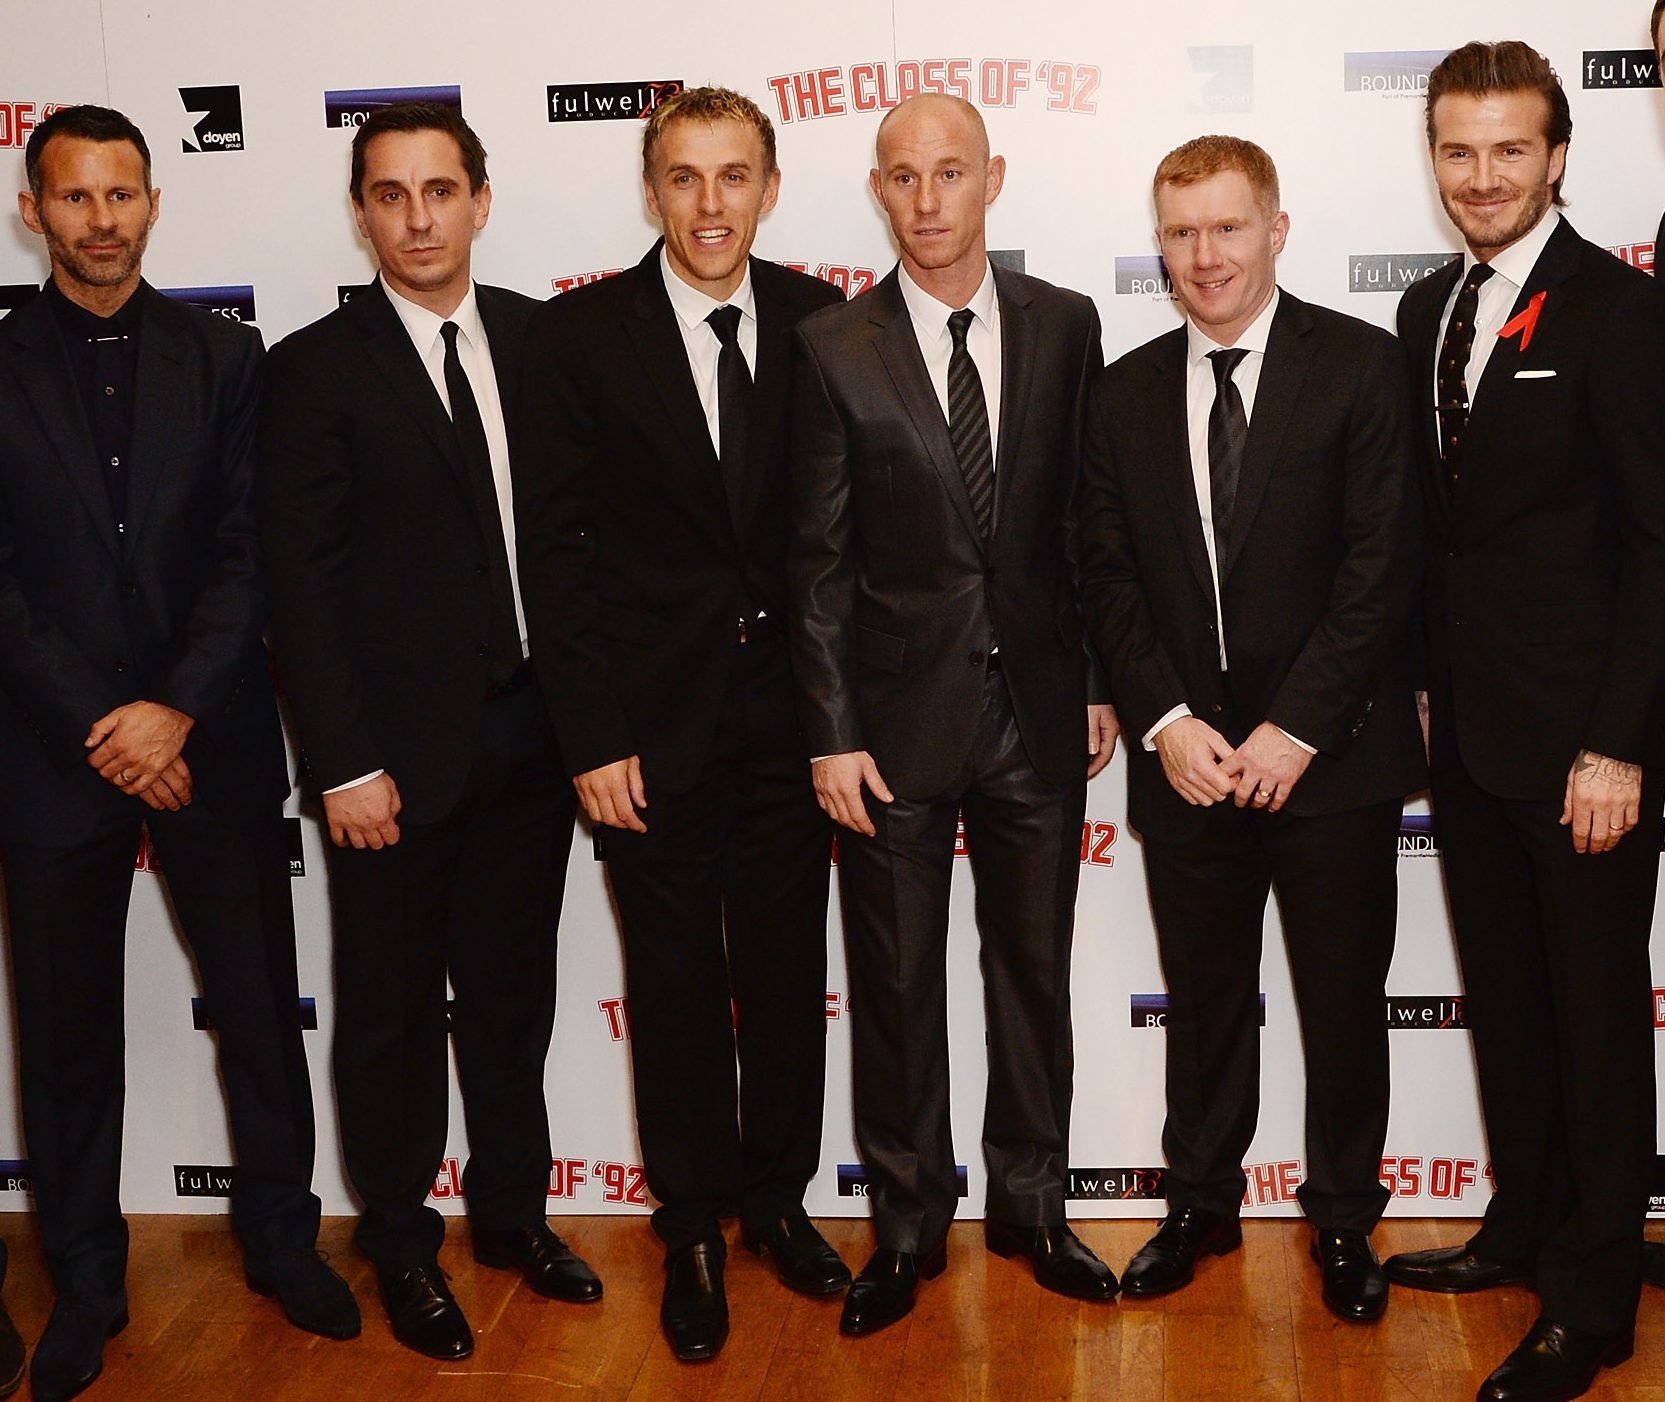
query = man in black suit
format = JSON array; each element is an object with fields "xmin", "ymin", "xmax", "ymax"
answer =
[
  {"xmin": 514, "ymin": 86, "xmax": 846, "ymax": 1363},
  {"xmin": 1080, "ymin": 136, "xmax": 1423, "ymax": 1325},
  {"xmin": 258, "ymin": 103, "xmax": 598, "ymax": 1361},
  {"xmin": 789, "ymin": 94, "xmax": 1119, "ymax": 1337},
  {"xmin": 1381, "ymin": 42, "xmax": 1665, "ymax": 1402},
  {"xmin": 0, "ymin": 105, "xmax": 356, "ymax": 1401}
]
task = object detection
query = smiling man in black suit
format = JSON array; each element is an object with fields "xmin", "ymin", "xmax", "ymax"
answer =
[
  {"xmin": 514, "ymin": 86, "xmax": 846, "ymax": 1363},
  {"xmin": 258, "ymin": 102, "xmax": 598, "ymax": 1361},
  {"xmin": 1382, "ymin": 42, "xmax": 1665, "ymax": 1402},
  {"xmin": 1, "ymin": 105, "xmax": 356, "ymax": 1401}
]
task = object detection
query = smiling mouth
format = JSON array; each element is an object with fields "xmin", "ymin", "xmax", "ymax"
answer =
[
  {"xmin": 692, "ymin": 228, "xmax": 733, "ymax": 246},
  {"xmin": 1192, "ymin": 275, "xmax": 1233, "ymax": 292}
]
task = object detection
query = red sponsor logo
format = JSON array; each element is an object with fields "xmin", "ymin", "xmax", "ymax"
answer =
[
  {"xmin": 135, "ymin": 829, "xmax": 161, "ymax": 874},
  {"xmin": 1080, "ymin": 819, "xmax": 1117, "ymax": 867},
  {"xmin": 1380, "ymin": 1156, "xmax": 1493, "ymax": 1200},
  {"xmin": 780, "ymin": 261, "xmax": 880, "ymax": 298},
  {"xmin": 0, "ymin": 102, "xmax": 71, "ymax": 147},
  {"xmin": 432, "ymin": 1156, "xmax": 648, "ymax": 1204},
  {"xmin": 1243, "ymin": 1159, "xmax": 1302, "ymax": 1206},
  {"xmin": 825, "ymin": 991, "xmax": 846, "ymax": 1019},
  {"xmin": 1654, "ymin": 988, "xmax": 1665, "ymax": 1029},
  {"xmin": 1609, "ymin": 241, "xmax": 1654, "ymax": 274},
  {"xmin": 598, "ymin": 997, "xmax": 631, "ymax": 1041},
  {"xmin": 552, "ymin": 268, "xmax": 623, "ymax": 295},
  {"xmin": 765, "ymin": 59, "xmax": 1100, "ymax": 123}
]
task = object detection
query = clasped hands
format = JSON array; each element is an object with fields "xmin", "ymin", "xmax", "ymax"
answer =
[
  {"xmin": 1153, "ymin": 716, "xmax": 1311, "ymax": 812},
  {"xmin": 84, "ymin": 700, "xmax": 196, "ymax": 811}
]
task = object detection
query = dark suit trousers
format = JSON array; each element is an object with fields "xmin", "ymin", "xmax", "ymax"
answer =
[
  {"xmin": 1142, "ymin": 797, "xmax": 1400, "ymax": 1232},
  {"xmin": 329, "ymin": 679, "xmax": 574, "ymax": 1271},
  {"xmin": 1432, "ymin": 746, "xmax": 1659, "ymax": 1335},
  {"xmin": 837, "ymin": 668, "xmax": 1085, "ymax": 1253},
  {"xmin": 600, "ymin": 638, "xmax": 832, "ymax": 1252},
  {"xmin": 3, "ymin": 803, "xmax": 318, "ymax": 1300}
]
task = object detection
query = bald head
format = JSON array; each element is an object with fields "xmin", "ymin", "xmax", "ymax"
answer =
[{"xmin": 875, "ymin": 94, "xmax": 990, "ymax": 168}]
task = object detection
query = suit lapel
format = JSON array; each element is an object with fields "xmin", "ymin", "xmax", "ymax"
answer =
[
  {"xmin": 1148, "ymin": 331, "xmax": 1215, "ymax": 603},
  {"xmin": 477, "ymin": 284, "xmax": 525, "ymax": 457},
  {"xmin": 870, "ymin": 271, "xmax": 985, "ymax": 553},
  {"xmin": 742, "ymin": 258, "xmax": 792, "ymax": 544},
  {"xmin": 122, "ymin": 286, "xmax": 186, "ymax": 554},
  {"xmin": 991, "ymin": 266, "xmax": 1036, "ymax": 540},
  {"xmin": 1221, "ymin": 292, "xmax": 1316, "ymax": 581},
  {"xmin": 1407, "ymin": 258, "xmax": 1460, "ymax": 530},
  {"xmin": 0, "ymin": 291, "xmax": 121, "ymax": 561}
]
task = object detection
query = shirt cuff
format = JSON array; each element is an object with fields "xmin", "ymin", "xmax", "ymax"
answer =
[
  {"xmin": 1277, "ymin": 727, "xmax": 1316, "ymax": 755},
  {"xmin": 323, "ymin": 769, "xmax": 384, "ymax": 794},
  {"xmin": 1142, "ymin": 705, "xmax": 1191, "ymax": 752}
]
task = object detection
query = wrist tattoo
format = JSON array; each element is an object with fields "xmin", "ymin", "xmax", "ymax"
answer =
[{"xmin": 1574, "ymin": 749, "xmax": 1640, "ymax": 784}]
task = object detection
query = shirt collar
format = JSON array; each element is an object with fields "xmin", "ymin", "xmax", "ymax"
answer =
[
  {"xmin": 898, "ymin": 259, "xmax": 997, "ymax": 341},
  {"xmin": 380, "ymin": 273, "xmax": 482, "ymax": 355},
  {"xmin": 1186, "ymin": 286, "xmax": 1280, "ymax": 368},
  {"xmin": 1462, "ymin": 208, "xmax": 1560, "ymax": 294},
  {"xmin": 660, "ymin": 246, "xmax": 756, "ymax": 335},
  {"xmin": 44, "ymin": 276, "xmax": 145, "ymax": 341}
]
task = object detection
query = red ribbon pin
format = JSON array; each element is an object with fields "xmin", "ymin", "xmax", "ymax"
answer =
[{"xmin": 1498, "ymin": 290, "xmax": 1547, "ymax": 352}]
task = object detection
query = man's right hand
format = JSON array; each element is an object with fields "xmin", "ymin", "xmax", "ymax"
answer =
[
  {"xmin": 323, "ymin": 773, "xmax": 403, "ymax": 849},
  {"xmin": 136, "ymin": 756, "xmax": 194, "ymax": 812},
  {"xmin": 574, "ymin": 756, "xmax": 648, "ymax": 833},
  {"xmin": 812, "ymin": 751, "xmax": 893, "ymax": 836},
  {"xmin": 1152, "ymin": 716, "xmax": 1236, "ymax": 806}
]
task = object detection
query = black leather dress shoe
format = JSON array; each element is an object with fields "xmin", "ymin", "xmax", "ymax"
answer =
[
  {"xmin": 985, "ymin": 1220, "xmax": 1118, "ymax": 1301},
  {"xmin": 474, "ymin": 1222, "xmax": 603, "ymax": 1303},
  {"xmin": 1381, "ymin": 1244, "xmax": 1531, "ymax": 1294},
  {"xmin": 1643, "ymin": 1241, "xmax": 1665, "ymax": 1288},
  {"xmin": 1477, "ymin": 1316, "xmax": 1632, "ymax": 1401},
  {"xmin": 741, "ymin": 1211, "xmax": 851, "ymax": 1295},
  {"xmin": 1310, "ymin": 1229, "xmax": 1387, "ymax": 1322},
  {"xmin": 0, "ymin": 1289, "xmax": 22, "ymax": 1398},
  {"xmin": 378, "ymin": 1263, "xmax": 473, "ymax": 1360},
  {"xmin": 661, "ymin": 1240, "xmax": 728, "ymax": 1362},
  {"xmin": 1120, "ymin": 1207, "xmax": 1241, "ymax": 1298},
  {"xmin": 838, "ymin": 1241, "xmax": 948, "ymax": 1337},
  {"xmin": 30, "ymin": 1294, "xmax": 127, "ymax": 1402},
  {"xmin": 245, "ymin": 1245, "xmax": 362, "ymax": 1339}
]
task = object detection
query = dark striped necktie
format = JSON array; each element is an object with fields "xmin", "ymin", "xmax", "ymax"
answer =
[{"xmin": 947, "ymin": 308, "xmax": 995, "ymax": 539}]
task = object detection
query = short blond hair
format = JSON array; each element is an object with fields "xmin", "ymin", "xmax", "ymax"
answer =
[
  {"xmin": 1152, "ymin": 135, "xmax": 1280, "ymax": 216},
  {"xmin": 642, "ymin": 85, "xmax": 777, "ymax": 176}
]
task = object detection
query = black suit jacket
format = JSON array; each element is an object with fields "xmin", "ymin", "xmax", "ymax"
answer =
[
  {"xmin": 788, "ymin": 265, "xmax": 1103, "ymax": 798},
  {"xmin": 0, "ymin": 283, "xmax": 286, "ymax": 846},
  {"xmin": 1398, "ymin": 219, "xmax": 1665, "ymax": 799},
  {"xmin": 514, "ymin": 244, "xmax": 842, "ymax": 791},
  {"xmin": 1081, "ymin": 291, "xmax": 1425, "ymax": 842},
  {"xmin": 257, "ymin": 279, "xmax": 539, "ymax": 825}
]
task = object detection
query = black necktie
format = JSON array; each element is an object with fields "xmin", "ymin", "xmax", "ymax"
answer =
[
  {"xmin": 1436, "ymin": 262, "xmax": 1495, "ymax": 498},
  {"xmin": 440, "ymin": 320, "xmax": 521, "ymax": 684},
  {"xmin": 1207, "ymin": 347, "xmax": 1250, "ymax": 568},
  {"xmin": 705, "ymin": 304, "xmax": 750, "ymax": 529},
  {"xmin": 947, "ymin": 308, "xmax": 995, "ymax": 539}
]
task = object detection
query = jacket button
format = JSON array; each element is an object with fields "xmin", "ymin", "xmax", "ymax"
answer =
[
  {"xmin": 969, "ymin": 650, "xmax": 985, "ymax": 667},
  {"xmin": 114, "ymin": 660, "xmax": 129, "ymax": 673},
  {"xmin": 1210, "ymin": 702, "xmax": 1223, "ymax": 714},
  {"xmin": 122, "ymin": 582, "xmax": 138, "ymax": 598},
  {"xmin": 477, "ymin": 644, "xmax": 490, "ymax": 658}
]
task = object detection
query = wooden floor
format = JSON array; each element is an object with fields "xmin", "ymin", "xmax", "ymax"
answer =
[{"xmin": 0, "ymin": 1215, "xmax": 1661, "ymax": 1400}]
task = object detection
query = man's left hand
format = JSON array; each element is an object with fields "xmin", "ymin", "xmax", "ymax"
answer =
[
  {"xmin": 86, "ymin": 701, "xmax": 196, "ymax": 796},
  {"xmin": 1086, "ymin": 704, "xmax": 1119, "ymax": 779},
  {"xmin": 1221, "ymin": 722, "xmax": 1313, "ymax": 812},
  {"xmin": 1560, "ymin": 749, "xmax": 1642, "ymax": 854}
]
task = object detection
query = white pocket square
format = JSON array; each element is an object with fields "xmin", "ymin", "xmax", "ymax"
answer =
[{"xmin": 1514, "ymin": 369, "xmax": 1557, "ymax": 379}]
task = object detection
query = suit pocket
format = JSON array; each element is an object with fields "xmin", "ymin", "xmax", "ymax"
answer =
[{"xmin": 854, "ymin": 624, "xmax": 906, "ymax": 674}]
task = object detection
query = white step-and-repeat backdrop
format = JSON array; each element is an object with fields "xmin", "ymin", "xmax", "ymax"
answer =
[{"xmin": 1, "ymin": 0, "xmax": 1663, "ymax": 1226}]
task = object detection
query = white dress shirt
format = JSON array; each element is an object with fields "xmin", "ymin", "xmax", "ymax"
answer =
[
  {"xmin": 325, "ymin": 274, "xmax": 528, "ymax": 795},
  {"xmin": 1143, "ymin": 289, "xmax": 1312, "ymax": 755},
  {"xmin": 897, "ymin": 260, "xmax": 1002, "ymax": 465},
  {"xmin": 1435, "ymin": 209, "xmax": 1560, "ymax": 411},
  {"xmin": 661, "ymin": 246, "xmax": 757, "ymax": 457}
]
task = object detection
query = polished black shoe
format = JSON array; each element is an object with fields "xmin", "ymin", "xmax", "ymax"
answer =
[
  {"xmin": 378, "ymin": 1263, "xmax": 473, "ymax": 1360},
  {"xmin": 245, "ymin": 1246, "xmax": 361, "ymax": 1339},
  {"xmin": 838, "ymin": 1240, "xmax": 948, "ymax": 1337},
  {"xmin": 1310, "ymin": 1229, "xmax": 1387, "ymax": 1323},
  {"xmin": 1120, "ymin": 1207, "xmax": 1241, "ymax": 1298},
  {"xmin": 474, "ymin": 1222, "xmax": 602, "ymax": 1303},
  {"xmin": 30, "ymin": 1295, "xmax": 127, "ymax": 1402},
  {"xmin": 985, "ymin": 1220, "xmax": 1118, "ymax": 1302},
  {"xmin": 1477, "ymin": 1316, "xmax": 1632, "ymax": 1401},
  {"xmin": 1381, "ymin": 1243, "xmax": 1531, "ymax": 1294},
  {"xmin": 741, "ymin": 1211, "xmax": 851, "ymax": 1296},
  {"xmin": 661, "ymin": 1240, "xmax": 727, "ymax": 1362},
  {"xmin": 0, "ymin": 1291, "xmax": 21, "ymax": 1398},
  {"xmin": 1643, "ymin": 1241, "xmax": 1665, "ymax": 1288}
]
